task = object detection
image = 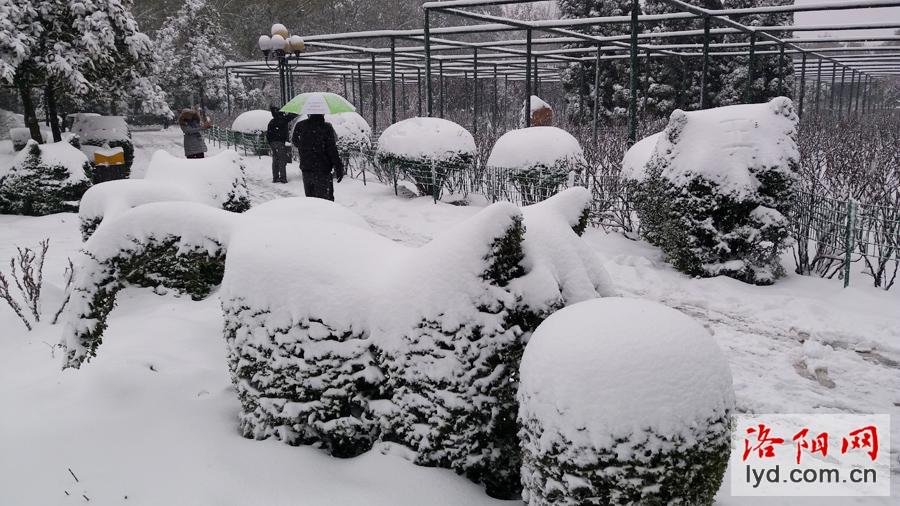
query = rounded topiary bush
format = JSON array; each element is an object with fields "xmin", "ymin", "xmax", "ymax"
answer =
[
  {"xmin": 623, "ymin": 97, "xmax": 798, "ymax": 285},
  {"xmin": 232, "ymin": 109, "xmax": 272, "ymax": 156},
  {"xmin": 376, "ymin": 117, "xmax": 475, "ymax": 199},
  {"xmin": 518, "ymin": 297, "xmax": 734, "ymax": 506},
  {"xmin": 0, "ymin": 140, "xmax": 92, "ymax": 215},
  {"xmin": 487, "ymin": 126, "xmax": 584, "ymax": 205}
]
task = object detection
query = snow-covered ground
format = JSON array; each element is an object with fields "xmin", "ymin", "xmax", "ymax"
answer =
[{"xmin": 0, "ymin": 128, "xmax": 897, "ymax": 504}]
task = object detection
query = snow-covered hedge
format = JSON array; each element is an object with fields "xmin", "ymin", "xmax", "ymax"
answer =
[
  {"xmin": 519, "ymin": 297, "xmax": 734, "ymax": 506},
  {"xmin": 231, "ymin": 110, "xmax": 272, "ymax": 135},
  {"xmin": 61, "ymin": 189, "xmax": 614, "ymax": 499},
  {"xmin": 376, "ymin": 117, "xmax": 475, "ymax": 198},
  {"xmin": 72, "ymin": 115, "xmax": 135, "ymax": 175},
  {"xmin": 62, "ymin": 202, "xmax": 233, "ymax": 367},
  {"xmin": 624, "ymin": 98, "xmax": 799, "ymax": 285},
  {"xmin": 78, "ymin": 149, "xmax": 250, "ymax": 240},
  {"xmin": 488, "ymin": 127, "xmax": 584, "ymax": 205},
  {"xmin": 294, "ymin": 111, "xmax": 371, "ymax": 154},
  {"xmin": 0, "ymin": 140, "xmax": 92, "ymax": 215}
]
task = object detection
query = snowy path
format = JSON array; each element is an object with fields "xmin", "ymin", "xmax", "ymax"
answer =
[{"xmin": 0, "ymin": 130, "xmax": 897, "ymax": 504}]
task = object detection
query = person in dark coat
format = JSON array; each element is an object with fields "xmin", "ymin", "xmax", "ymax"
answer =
[
  {"xmin": 292, "ymin": 114, "xmax": 344, "ymax": 201},
  {"xmin": 266, "ymin": 106, "xmax": 291, "ymax": 183},
  {"xmin": 179, "ymin": 109, "xmax": 209, "ymax": 159}
]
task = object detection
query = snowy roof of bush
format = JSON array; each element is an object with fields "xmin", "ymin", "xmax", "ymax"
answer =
[
  {"xmin": 512, "ymin": 188, "xmax": 614, "ymax": 309},
  {"xmin": 486, "ymin": 127, "xmax": 584, "ymax": 169},
  {"xmin": 3, "ymin": 140, "xmax": 89, "ymax": 184},
  {"xmin": 72, "ymin": 116, "xmax": 131, "ymax": 142},
  {"xmin": 377, "ymin": 117, "xmax": 475, "ymax": 160},
  {"xmin": 529, "ymin": 95, "xmax": 551, "ymax": 114},
  {"xmin": 624, "ymin": 97, "xmax": 799, "ymax": 196},
  {"xmin": 231, "ymin": 110, "xmax": 272, "ymax": 133},
  {"xmin": 519, "ymin": 297, "xmax": 734, "ymax": 447},
  {"xmin": 621, "ymin": 132, "xmax": 660, "ymax": 181},
  {"xmin": 296, "ymin": 111, "xmax": 371, "ymax": 147},
  {"xmin": 79, "ymin": 149, "xmax": 248, "ymax": 225}
]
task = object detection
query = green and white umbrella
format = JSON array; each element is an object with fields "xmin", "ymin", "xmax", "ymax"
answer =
[{"xmin": 280, "ymin": 92, "xmax": 356, "ymax": 115}]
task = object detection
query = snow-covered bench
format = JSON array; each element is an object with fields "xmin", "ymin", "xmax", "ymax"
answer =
[
  {"xmin": 61, "ymin": 188, "xmax": 612, "ymax": 498},
  {"xmin": 78, "ymin": 149, "xmax": 250, "ymax": 240}
]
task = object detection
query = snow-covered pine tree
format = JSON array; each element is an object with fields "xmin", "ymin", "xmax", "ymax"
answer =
[
  {"xmin": 716, "ymin": 0, "xmax": 794, "ymax": 105},
  {"xmin": 154, "ymin": 0, "xmax": 247, "ymax": 113},
  {"xmin": 558, "ymin": 0, "xmax": 637, "ymax": 120},
  {"xmin": 0, "ymin": 0, "xmax": 169, "ymax": 142},
  {"xmin": 642, "ymin": 0, "xmax": 727, "ymax": 115}
]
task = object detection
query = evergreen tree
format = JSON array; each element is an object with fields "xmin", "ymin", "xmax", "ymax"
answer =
[
  {"xmin": 716, "ymin": 0, "xmax": 794, "ymax": 105},
  {"xmin": 558, "ymin": 0, "xmax": 637, "ymax": 119},
  {"xmin": 642, "ymin": 0, "xmax": 726, "ymax": 115},
  {"xmin": 0, "ymin": 0, "xmax": 169, "ymax": 142},
  {"xmin": 154, "ymin": 0, "xmax": 250, "ymax": 113}
]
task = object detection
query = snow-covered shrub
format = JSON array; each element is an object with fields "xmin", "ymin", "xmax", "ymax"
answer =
[
  {"xmin": 295, "ymin": 111, "xmax": 371, "ymax": 154},
  {"xmin": 624, "ymin": 97, "xmax": 799, "ymax": 285},
  {"xmin": 72, "ymin": 116, "xmax": 134, "ymax": 176},
  {"xmin": 376, "ymin": 117, "xmax": 475, "ymax": 198},
  {"xmin": 488, "ymin": 127, "xmax": 585, "ymax": 205},
  {"xmin": 222, "ymin": 198, "xmax": 386, "ymax": 459},
  {"xmin": 78, "ymin": 149, "xmax": 250, "ymax": 240},
  {"xmin": 62, "ymin": 202, "xmax": 234, "ymax": 367},
  {"xmin": 0, "ymin": 140, "xmax": 92, "ymax": 216},
  {"xmin": 231, "ymin": 110, "xmax": 272, "ymax": 135},
  {"xmin": 61, "ymin": 190, "xmax": 615, "ymax": 499},
  {"xmin": 10, "ymin": 127, "xmax": 49, "ymax": 151},
  {"xmin": 519, "ymin": 297, "xmax": 734, "ymax": 506}
]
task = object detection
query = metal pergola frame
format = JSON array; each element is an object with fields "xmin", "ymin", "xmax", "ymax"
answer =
[{"xmin": 225, "ymin": 0, "xmax": 900, "ymax": 142}]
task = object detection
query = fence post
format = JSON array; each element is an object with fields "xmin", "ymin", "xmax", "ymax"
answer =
[{"xmin": 843, "ymin": 199, "xmax": 857, "ymax": 288}]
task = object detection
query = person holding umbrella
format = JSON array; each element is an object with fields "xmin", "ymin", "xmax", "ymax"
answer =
[
  {"xmin": 266, "ymin": 106, "xmax": 291, "ymax": 183},
  {"xmin": 282, "ymin": 93, "xmax": 354, "ymax": 201}
]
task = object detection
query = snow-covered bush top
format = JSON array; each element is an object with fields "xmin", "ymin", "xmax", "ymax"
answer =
[
  {"xmin": 512, "ymin": 188, "xmax": 614, "ymax": 312},
  {"xmin": 63, "ymin": 188, "xmax": 612, "ymax": 366},
  {"xmin": 625, "ymin": 97, "xmax": 799, "ymax": 198},
  {"xmin": 3, "ymin": 140, "xmax": 90, "ymax": 184},
  {"xmin": 78, "ymin": 149, "xmax": 250, "ymax": 239},
  {"xmin": 222, "ymin": 199, "xmax": 522, "ymax": 345},
  {"xmin": 295, "ymin": 112, "xmax": 372, "ymax": 151},
  {"xmin": 519, "ymin": 297, "xmax": 734, "ymax": 446},
  {"xmin": 72, "ymin": 115, "xmax": 131, "ymax": 143},
  {"xmin": 231, "ymin": 109, "xmax": 272, "ymax": 134},
  {"xmin": 620, "ymin": 132, "xmax": 660, "ymax": 181},
  {"xmin": 487, "ymin": 126, "xmax": 584, "ymax": 170},
  {"xmin": 377, "ymin": 117, "xmax": 475, "ymax": 161},
  {"xmin": 145, "ymin": 150, "xmax": 247, "ymax": 208}
]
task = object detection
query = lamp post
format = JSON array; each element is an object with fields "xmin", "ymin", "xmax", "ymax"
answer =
[{"xmin": 258, "ymin": 24, "xmax": 305, "ymax": 106}]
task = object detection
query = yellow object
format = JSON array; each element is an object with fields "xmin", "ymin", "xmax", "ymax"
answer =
[{"xmin": 94, "ymin": 149, "xmax": 125, "ymax": 166}]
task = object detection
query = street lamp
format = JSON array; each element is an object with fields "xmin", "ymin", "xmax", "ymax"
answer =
[{"xmin": 258, "ymin": 24, "xmax": 305, "ymax": 105}]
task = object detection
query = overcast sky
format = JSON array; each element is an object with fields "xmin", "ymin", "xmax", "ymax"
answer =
[{"xmin": 793, "ymin": 0, "xmax": 900, "ymax": 39}]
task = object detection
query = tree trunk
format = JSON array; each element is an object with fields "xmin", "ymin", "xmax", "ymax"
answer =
[
  {"xmin": 44, "ymin": 81, "xmax": 62, "ymax": 142},
  {"xmin": 17, "ymin": 78, "xmax": 42, "ymax": 143}
]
